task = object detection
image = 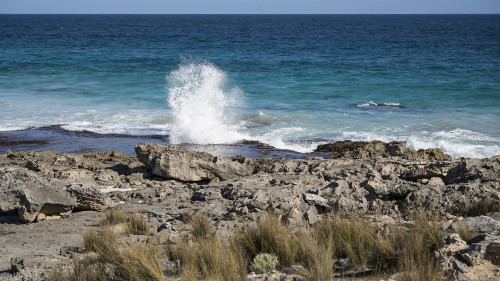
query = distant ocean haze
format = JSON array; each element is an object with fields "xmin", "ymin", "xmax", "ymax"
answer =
[{"xmin": 0, "ymin": 14, "xmax": 499, "ymax": 158}]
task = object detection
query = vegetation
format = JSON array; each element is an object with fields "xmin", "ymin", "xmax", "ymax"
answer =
[
  {"xmin": 126, "ymin": 213, "xmax": 150, "ymax": 236},
  {"xmin": 100, "ymin": 208, "xmax": 128, "ymax": 225},
  {"xmin": 250, "ymin": 253, "xmax": 279, "ymax": 274},
  {"xmin": 56, "ymin": 209, "xmax": 449, "ymax": 281}
]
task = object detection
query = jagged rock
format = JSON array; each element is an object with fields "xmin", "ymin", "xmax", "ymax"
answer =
[
  {"xmin": 461, "ymin": 234, "xmax": 500, "ymax": 266},
  {"xmin": 302, "ymin": 193, "xmax": 328, "ymax": 207},
  {"xmin": 0, "ymin": 167, "xmax": 76, "ymax": 222},
  {"xmin": 304, "ymin": 207, "xmax": 319, "ymax": 225},
  {"xmin": 282, "ymin": 208, "xmax": 305, "ymax": 227},
  {"xmin": 18, "ymin": 185, "xmax": 75, "ymax": 223},
  {"xmin": 401, "ymin": 168, "xmax": 442, "ymax": 181},
  {"xmin": 135, "ymin": 143, "xmax": 253, "ymax": 182},
  {"xmin": 442, "ymin": 233, "xmax": 469, "ymax": 254},
  {"xmin": 66, "ymin": 183, "xmax": 114, "ymax": 211},
  {"xmin": 446, "ymin": 156, "xmax": 500, "ymax": 184},
  {"xmin": 315, "ymin": 140, "xmax": 451, "ymax": 160},
  {"xmin": 451, "ymin": 216, "xmax": 500, "ymax": 235}
]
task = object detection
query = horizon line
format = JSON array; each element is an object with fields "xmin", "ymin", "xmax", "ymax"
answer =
[{"xmin": 1, "ymin": 13, "xmax": 500, "ymax": 15}]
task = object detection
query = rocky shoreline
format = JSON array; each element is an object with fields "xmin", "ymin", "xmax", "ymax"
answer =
[{"xmin": 0, "ymin": 141, "xmax": 499, "ymax": 280}]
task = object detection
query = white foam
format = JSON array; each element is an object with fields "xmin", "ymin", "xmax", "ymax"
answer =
[
  {"xmin": 356, "ymin": 102, "xmax": 401, "ymax": 108},
  {"xmin": 357, "ymin": 101, "xmax": 377, "ymax": 107},
  {"xmin": 433, "ymin": 128, "xmax": 496, "ymax": 141},
  {"xmin": 166, "ymin": 61, "xmax": 248, "ymax": 144}
]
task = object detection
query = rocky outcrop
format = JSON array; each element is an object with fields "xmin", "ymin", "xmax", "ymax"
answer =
[
  {"xmin": 1, "ymin": 143, "xmax": 499, "ymax": 280},
  {"xmin": 316, "ymin": 140, "xmax": 451, "ymax": 160},
  {"xmin": 0, "ymin": 167, "xmax": 75, "ymax": 222},
  {"xmin": 135, "ymin": 143, "xmax": 253, "ymax": 182}
]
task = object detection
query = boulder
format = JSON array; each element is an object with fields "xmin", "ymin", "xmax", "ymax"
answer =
[
  {"xmin": 66, "ymin": 183, "xmax": 115, "ymax": 211},
  {"xmin": 135, "ymin": 143, "xmax": 253, "ymax": 182},
  {"xmin": 0, "ymin": 167, "xmax": 75, "ymax": 223},
  {"xmin": 18, "ymin": 186, "xmax": 75, "ymax": 223},
  {"xmin": 460, "ymin": 234, "xmax": 500, "ymax": 266}
]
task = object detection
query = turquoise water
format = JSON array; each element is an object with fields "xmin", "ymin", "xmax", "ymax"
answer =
[{"xmin": 1, "ymin": 15, "xmax": 499, "ymax": 158}]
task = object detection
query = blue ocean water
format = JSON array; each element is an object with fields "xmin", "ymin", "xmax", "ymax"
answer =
[{"xmin": 0, "ymin": 15, "xmax": 499, "ymax": 158}]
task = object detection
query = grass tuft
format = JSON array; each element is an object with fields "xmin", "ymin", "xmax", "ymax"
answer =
[
  {"xmin": 126, "ymin": 213, "xmax": 150, "ymax": 236},
  {"xmin": 183, "ymin": 212, "xmax": 213, "ymax": 240},
  {"xmin": 100, "ymin": 208, "xmax": 128, "ymax": 225},
  {"xmin": 456, "ymin": 220, "xmax": 477, "ymax": 243},
  {"xmin": 236, "ymin": 212, "xmax": 297, "ymax": 267},
  {"xmin": 410, "ymin": 207, "xmax": 444, "ymax": 252}
]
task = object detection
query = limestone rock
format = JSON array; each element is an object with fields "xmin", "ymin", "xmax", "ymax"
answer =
[
  {"xmin": 135, "ymin": 143, "xmax": 253, "ymax": 182},
  {"xmin": 315, "ymin": 140, "xmax": 451, "ymax": 160},
  {"xmin": 18, "ymin": 186, "xmax": 75, "ymax": 223},
  {"xmin": 66, "ymin": 183, "xmax": 114, "ymax": 211}
]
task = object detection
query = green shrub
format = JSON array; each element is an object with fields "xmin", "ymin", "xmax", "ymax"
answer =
[{"xmin": 250, "ymin": 253, "xmax": 278, "ymax": 274}]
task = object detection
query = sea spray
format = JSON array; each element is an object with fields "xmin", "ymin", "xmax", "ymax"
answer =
[{"xmin": 166, "ymin": 61, "xmax": 246, "ymax": 144}]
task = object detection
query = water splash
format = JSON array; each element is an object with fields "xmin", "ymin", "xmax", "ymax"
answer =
[{"xmin": 166, "ymin": 61, "xmax": 246, "ymax": 144}]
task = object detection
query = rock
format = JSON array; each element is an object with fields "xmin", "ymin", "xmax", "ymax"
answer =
[
  {"xmin": 282, "ymin": 208, "xmax": 305, "ymax": 227},
  {"xmin": 0, "ymin": 167, "xmax": 46, "ymax": 215},
  {"xmin": 461, "ymin": 234, "xmax": 500, "ymax": 266},
  {"xmin": 135, "ymin": 143, "xmax": 253, "ymax": 182},
  {"xmin": 446, "ymin": 156, "xmax": 500, "ymax": 184},
  {"xmin": 302, "ymin": 193, "xmax": 328, "ymax": 208},
  {"xmin": 401, "ymin": 168, "xmax": 442, "ymax": 181},
  {"xmin": 18, "ymin": 186, "xmax": 75, "ymax": 223},
  {"xmin": 304, "ymin": 207, "xmax": 319, "ymax": 225},
  {"xmin": 451, "ymin": 216, "xmax": 500, "ymax": 235},
  {"xmin": 442, "ymin": 233, "xmax": 469, "ymax": 254},
  {"xmin": 485, "ymin": 241, "xmax": 500, "ymax": 265},
  {"xmin": 315, "ymin": 140, "xmax": 451, "ymax": 160},
  {"xmin": 66, "ymin": 183, "xmax": 114, "ymax": 211},
  {"xmin": 429, "ymin": 177, "xmax": 445, "ymax": 186}
]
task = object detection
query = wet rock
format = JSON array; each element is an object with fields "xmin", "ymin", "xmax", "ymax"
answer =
[
  {"xmin": 135, "ymin": 143, "xmax": 253, "ymax": 182},
  {"xmin": 315, "ymin": 140, "xmax": 451, "ymax": 160}
]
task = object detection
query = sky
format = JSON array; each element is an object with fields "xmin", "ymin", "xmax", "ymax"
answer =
[{"xmin": 1, "ymin": 0, "xmax": 500, "ymax": 14}]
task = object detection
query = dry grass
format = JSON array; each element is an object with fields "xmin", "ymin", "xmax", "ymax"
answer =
[
  {"xmin": 456, "ymin": 220, "xmax": 477, "ymax": 242},
  {"xmin": 398, "ymin": 232, "xmax": 446, "ymax": 281},
  {"xmin": 58, "ymin": 225, "xmax": 165, "ymax": 281},
  {"xmin": 236, "ymin": 212, "xmax": 298, "ymax": 267},
  {"xmin": 172, "ymin": 237, "xmax": 246, "ymax": 281},
  {"xmin": 83, "ymin": 229, "xmax": 99, "ymax": 252},
  {"xmin": 52, "ymin": 259, "xmax": 110, "ymax": 281},
  {"xmin": 452, "ymin": 198, "xmax": 500, "ymax": 218},
  {"xmin": 295, "ymin": 229, "xmax": 334, "ymax": 281},
  {"xmin": 100, "ymin": 208, "xmax": 127, "ymax": 225},
  {"xmin": 126, "ymin": 213, "xmax": 150, "ymax": 236},
  {"xmin": 169, "ymin": 213, "xmax": 246, "ymax": 281},
  {"xmin": 116, "ymin": 243, "xmax": 166, "ymax": 281},
  {"xmin": 60, "ymin": 209, "xmax": 449, "ymax": 281},
  {"xmin": 467, "ymin": 198, "xmax": 500, "ymax": 217},
  {"xmin": 182, "ymin": 212, "xmax": 213, "ymax": 240},
  {"xmin": 410, "ymin": 207, "xmax": 444, "ymax": 252}
]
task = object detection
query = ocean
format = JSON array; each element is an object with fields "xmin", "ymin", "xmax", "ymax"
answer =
[{"xmin": 1, "ymin": 14, "xmax": 499, "ymax": 158}]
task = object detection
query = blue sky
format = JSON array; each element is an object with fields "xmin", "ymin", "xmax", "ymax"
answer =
[{"xmin": 1, "ymin": 0, "xmax": 499, "ymax": 14}]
